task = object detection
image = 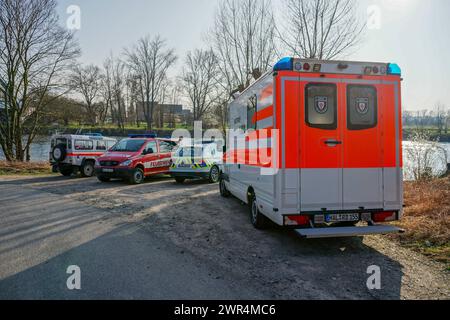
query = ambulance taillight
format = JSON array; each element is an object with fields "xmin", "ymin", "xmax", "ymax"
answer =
[
  {"xmin": 284, "ymin": 215, "xmax": 310, "ymax": 226},
  {"xmin": 372, "ymin": 211, "xmax": 397, "ymax": 223}
]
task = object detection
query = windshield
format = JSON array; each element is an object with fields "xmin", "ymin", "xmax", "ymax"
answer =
[
  {"xmin": 110, "ymin": 139, "xmax": 146, "ymax": 152},
  {"xmin": 177, "ymin": 147, "xmax": 204, "ymax": 158}
]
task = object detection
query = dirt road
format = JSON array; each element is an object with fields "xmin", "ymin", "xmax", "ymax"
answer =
[{"xmin": 0, "ymin": 174, "xmax": 448, "ymax": 299}]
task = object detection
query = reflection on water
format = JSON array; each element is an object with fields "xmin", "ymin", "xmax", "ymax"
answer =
[{"xmin": 1, "ymin": 136, "xmax": 449, "ymax": 181}]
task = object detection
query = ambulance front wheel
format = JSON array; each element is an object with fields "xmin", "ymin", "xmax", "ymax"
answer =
[
  {"xmin": 219, "ymin": 177, "xmax": 230, "ymax": 197},
  {"xmin": 249, "ymin": 193, "xmax": 269, "ymax": 230}
]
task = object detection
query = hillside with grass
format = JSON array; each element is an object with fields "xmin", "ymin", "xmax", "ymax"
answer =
[{"xmin": 390, "ymin": 176, "xmax": 450, "ymax": 267}]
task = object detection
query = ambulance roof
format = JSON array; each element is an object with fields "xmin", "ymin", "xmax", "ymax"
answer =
[{"xmin": 273, "ymin": 57, "xmax": 401, "ymax": 76}]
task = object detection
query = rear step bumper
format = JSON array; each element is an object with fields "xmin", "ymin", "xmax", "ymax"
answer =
[{"xmin": 295, "ymin": 225, "xmax": 405, "ymax": 239}]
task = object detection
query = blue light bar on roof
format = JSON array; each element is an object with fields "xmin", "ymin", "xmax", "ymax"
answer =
[
  {"xmin": 128, "ymin": 133, "xmax": 157, "ymax": 138},
  {"xmin": 387, "ymin": 63, "xmax": 401, "ymax": 76},
  {"xmin": 273, "ymin": 57, "xmax": 293, "ymax": 71}
]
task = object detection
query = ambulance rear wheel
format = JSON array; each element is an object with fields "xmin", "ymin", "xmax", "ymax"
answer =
[
  {"xmin": 209, "ymin": 165, "xmax": 220, "ymax": 183},
  {"xmin": 80, "ymin": 161, "xmax": 95, "ymax": 177},
  {"xmin": 250, "ymin": 193, "xmax": 269, "ymax": 230},
  {"xmin": 219, "ymin": 178, "xmax": 230, "ymax": 197}
]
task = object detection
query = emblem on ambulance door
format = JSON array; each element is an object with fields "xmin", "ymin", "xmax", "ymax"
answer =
[
  {"xmin": 314, "ymin": 96, "xmax": 328, "ymax": 114},
  {"xmin": 356, "ymin": 98, "xmax": 369, "ymax": 115}
]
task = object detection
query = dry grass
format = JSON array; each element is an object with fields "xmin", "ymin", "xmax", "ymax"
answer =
[
  {"xmin": 0, "ymin": 161, "xmax": 52, "ymax": 175},
  {"xmin": 389, "ymin": 176, "xmax": 450, "ymax": 264}
]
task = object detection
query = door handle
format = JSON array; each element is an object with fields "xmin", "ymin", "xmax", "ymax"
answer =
[{"xmin": 324, "ymin": 139, "xmax": 342, "ymax": 146}]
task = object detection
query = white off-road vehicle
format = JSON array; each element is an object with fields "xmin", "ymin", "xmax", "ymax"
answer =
[{"xmin": 49, "ymin": 133, "xmax": 117, "ymax": 177}]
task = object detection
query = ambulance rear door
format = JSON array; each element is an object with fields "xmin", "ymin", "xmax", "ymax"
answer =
[
  {"xmin": 341, "ymin": 80, "xmax": 384, "ymax": 210},
  {"xmin": 299, "ymin": 80, "xmax": 343, "ymax": 211}
]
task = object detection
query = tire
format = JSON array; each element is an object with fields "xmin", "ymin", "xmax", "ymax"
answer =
[
  {"xmin": 52, "ymin": 144, "xmax": 67, "ymax": 162},
  {"xmin": 219, "ymin": 177, "xmax": 231, "ymax": 197},
  {"xmin": 80, "ymin": 161, "xmax": 95, "ymax": 177},
  {"xmin": 208, "ymin": 165, "xmax": 220, "ymax": 183},
  {"xmin": 97, "ymin": 176, "xmax": 111, "ymax": 182},
  {"xmin": 129, "ymin": 168, "xmax": 145, "ymax": 184},
  {"xmin": 59, "ymin": 166, "xmax": 73, "ymax": 177},
  {"xmin": 175, "ymin": 177, "xmax": 185, "ymax": 184},
  {"xmin": 249, "ymin": 193, "xmax": 269, "ymax": 229}
]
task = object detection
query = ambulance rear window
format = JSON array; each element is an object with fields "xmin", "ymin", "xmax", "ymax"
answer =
[
  {"xmin": 305, "ymin": 84, "xmax": 337, "ymax": 130},
  {"xmin": 347, "ymin": 85, "xmax": 377, "ymax": 130}
]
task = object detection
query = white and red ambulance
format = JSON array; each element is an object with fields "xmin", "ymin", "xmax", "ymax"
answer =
[{"xmin": 220, "ymin": 58, "xmax": 405, "ymax": 238}]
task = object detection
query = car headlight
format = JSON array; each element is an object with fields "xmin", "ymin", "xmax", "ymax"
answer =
[{"xmin": 119, "ymin": 160, "xmax": 132, "ymax": 167}]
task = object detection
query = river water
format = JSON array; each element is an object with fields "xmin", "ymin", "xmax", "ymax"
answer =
[{"xmin": 0, "ymin": 136, "xmax": 449, "ymax": 181}]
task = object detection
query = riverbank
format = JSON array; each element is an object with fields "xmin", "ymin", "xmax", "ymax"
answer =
[
  {"xmin": 390, "ymin": 176, "xmax": 450, "ymax": 267},
  {"xmin": 0, "ymin": 161, "xmax": 52, "ymax": 175},
  {"xmin": 403, "ymin": 128, "xmax": 450, "ymax": 142}
]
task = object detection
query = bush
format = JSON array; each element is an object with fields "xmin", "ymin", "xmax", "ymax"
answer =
[
  {"xmin": 0, "ymin": 161, "xmax": 51, "ymax": 175},
  {"xmin": 404, "ymin": 130, "xmax": 448, "ymax": 181}
]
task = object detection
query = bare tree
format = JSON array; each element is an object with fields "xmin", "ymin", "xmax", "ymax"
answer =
[
  {"xmin": 210, "ymin": 0, "xmax": 278, "ymax": 93},
  {"xmin": 402, "ymin": 110, "xmax": 414, "ymax": 127},
  {"xmin": 0, "ymin": 0, "xmax": 79, "ymax": 161},
  {"xmin": 100, "ymin": 56, "xmax": 114, "ymax": 125},
  {"xmin": 124, "ymin": 35, "xmax": 177, "ymax": 130},
  {"xmin": 213, "ymin": 96, "xmax": 230, "ymax": 137},
  {"xmin": 415, "ymin": 109, "xmax": 430, "ymax": 132},
  {"xmin": 434, "ymin": 102, "xmax": 447, "ymax": 135},
  {"xmin": 445, "ymin": 109, "xmax": 450, "ymax": 134},
  {"xmin": 111, "ymin": 60, "xmax": 127, "ymax": 130},
  {"xmin": 69, "ymin": 64, "xmax": 103, "ymax": 125},
  {"xmin": 181, "ymin": 49, "xmax": 221, "ymax": 122},
  {"xmin": 280, "ymin": 0, "xmax": 364, "ymax": 59}
]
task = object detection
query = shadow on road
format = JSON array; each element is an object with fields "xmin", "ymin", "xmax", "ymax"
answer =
[
  {"xmin": 0, "ymin": 174, "xmax": 404, "ymax": 299},
  {"xmin": 0, "ymin": 223, "xmax": 265, "ymax": 300}
]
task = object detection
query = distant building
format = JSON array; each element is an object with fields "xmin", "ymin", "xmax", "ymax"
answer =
[{"xmin": 134, "ymin": 102, "xmax": 192, "ymax": 127}]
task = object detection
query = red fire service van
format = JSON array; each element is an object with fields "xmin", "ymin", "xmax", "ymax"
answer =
[
  {"xmin": 95, "ymin": 135, "xmax": 177, "ymax": 184},
  {"xmin": 220, "ymin": 57, "xmax": 404, "ymax": 238}
]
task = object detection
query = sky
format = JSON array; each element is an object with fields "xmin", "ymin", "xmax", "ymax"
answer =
[{"xmin": 56, "ymin": 0, "xmax": 450, "ymax": 112}]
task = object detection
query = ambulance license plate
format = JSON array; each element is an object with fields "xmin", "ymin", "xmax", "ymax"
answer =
[
  {"xmin": 325, "ymin": 213, "xmax": 359, "ymax": 223},
  {"xmin": 102, "ymin": 168, "xmax": 114, "ymax": 173}
]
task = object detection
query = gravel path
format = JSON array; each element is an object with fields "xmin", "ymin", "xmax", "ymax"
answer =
[{"xmin": 0, "ymin": 174, "xmax": 448, "ymax": 299}]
